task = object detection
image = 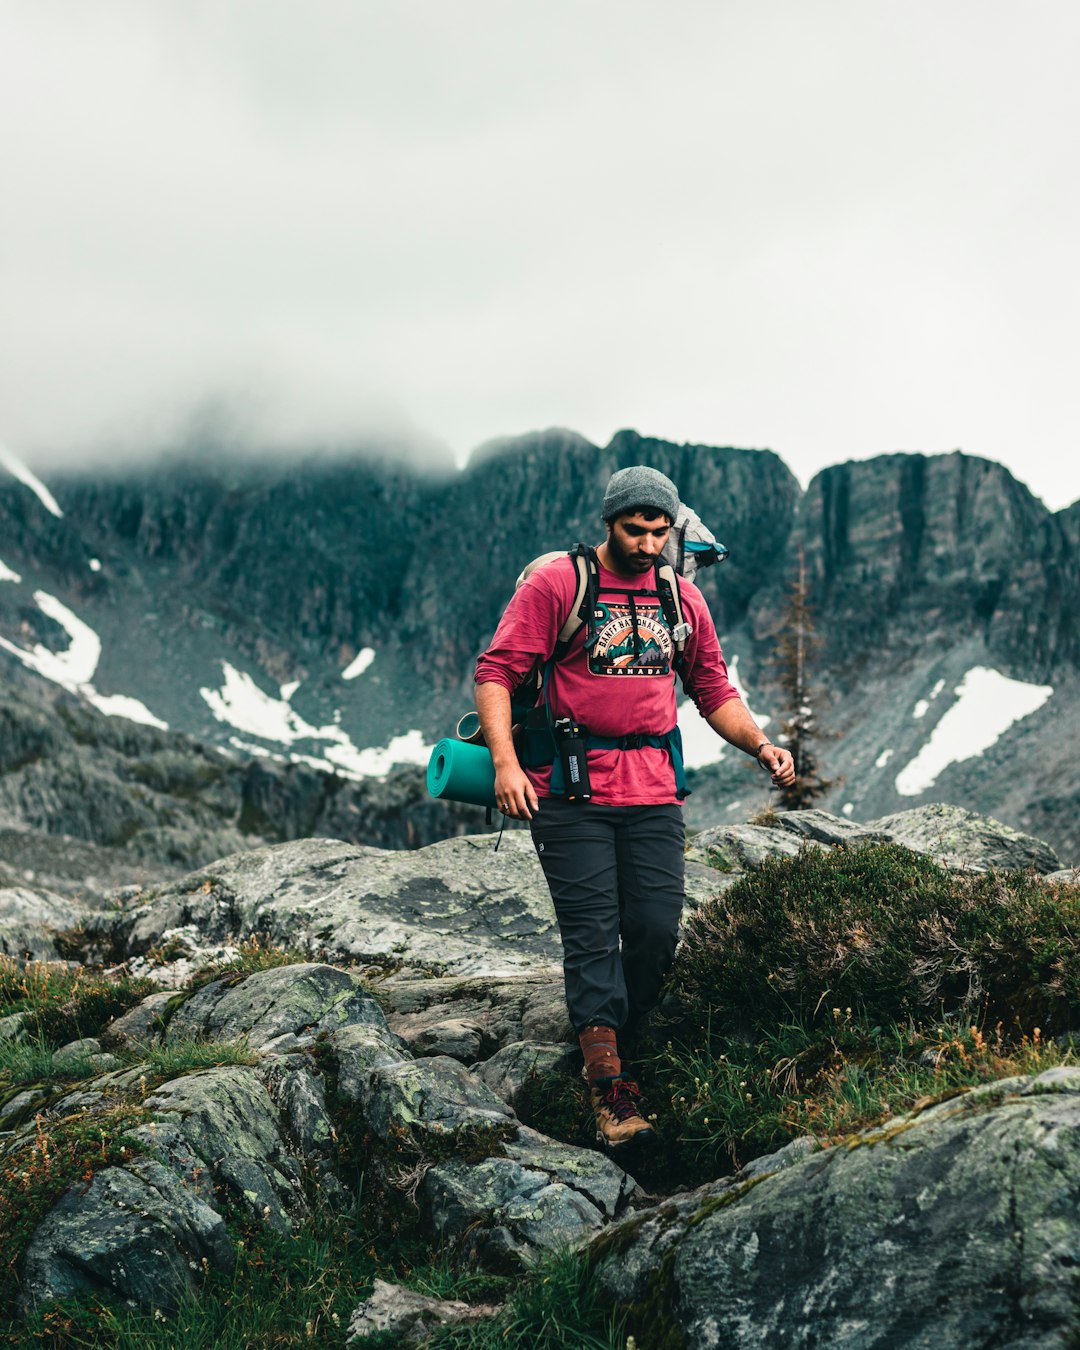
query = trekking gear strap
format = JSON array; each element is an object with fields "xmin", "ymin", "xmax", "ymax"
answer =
[{"xmin": 537, "ymin": 724, "xmax": 689, "ymax": 799}]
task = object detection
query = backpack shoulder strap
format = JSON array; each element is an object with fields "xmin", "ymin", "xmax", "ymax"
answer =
[
  {"xmin": 654, "ymin": 559, "xmax": 693, "ymax": 675},
  {"xmin": 553, "ymin": 544, "xmax": 597, "ymax": 659}
]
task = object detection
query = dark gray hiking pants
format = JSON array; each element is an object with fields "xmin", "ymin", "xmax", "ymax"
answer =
[{"xmin": 529, "ymin": 797, "xmax": 685, "ymax": 1035}]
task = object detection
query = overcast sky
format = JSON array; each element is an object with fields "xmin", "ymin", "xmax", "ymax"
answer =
[{"xmin": 2, "ymin": 2, "xmax": 1078, "ymax": 507}]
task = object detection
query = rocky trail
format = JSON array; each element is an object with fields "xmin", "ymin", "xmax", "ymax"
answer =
[{"xmin": 2, "ymin": 804, "xmax": 1079, "ymax": 1346}]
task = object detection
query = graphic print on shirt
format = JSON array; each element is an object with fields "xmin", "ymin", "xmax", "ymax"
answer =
[{"xmin": 588, "ymin": 600, "xmax": 673, "ymax": 677}]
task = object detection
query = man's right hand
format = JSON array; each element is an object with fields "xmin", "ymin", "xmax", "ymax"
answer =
[
  {"xmin": 476, "ymin": 681, "xmax": 541, "ymax": 821},
  {"xmin": 494, "ymin": 763, "xmax": 540, "ymax": 821}
]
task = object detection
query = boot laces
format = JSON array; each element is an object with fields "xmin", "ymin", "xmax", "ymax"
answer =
[{"xmin": 599, "ymin": 1076, "xmax": 645, "ymax": 1122}]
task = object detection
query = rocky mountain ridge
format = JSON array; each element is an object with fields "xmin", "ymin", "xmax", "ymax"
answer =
[{"xmin": 2, "ymin": 429, "xmax": 1078, "ymax": 866}]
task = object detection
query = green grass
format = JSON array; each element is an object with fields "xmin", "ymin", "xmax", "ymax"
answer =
[
  {"xmin": 419, "ymin": 1248, "xmax": 625, "ymax": 1350},
  {"xmin": 652, "ymin": 1012, "xmax": 1077, "ymax": 1172},
  {"xmin": 0, "ymin": 1035, "xmax": 100, "ymax": 1088},
  {"xmin": 135, "ymin": 1036, "xmax": 258, "ymax": 1077}
]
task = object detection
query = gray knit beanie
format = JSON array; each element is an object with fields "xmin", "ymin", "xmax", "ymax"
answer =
[{"xmin": 602, "ymin": 465, "xmax": 680, "ymax": 523}]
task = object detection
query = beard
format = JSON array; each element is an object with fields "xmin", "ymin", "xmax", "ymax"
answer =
[{"xmin": 605, "ymin": 530, "xmax": 656, "ymax": 576}]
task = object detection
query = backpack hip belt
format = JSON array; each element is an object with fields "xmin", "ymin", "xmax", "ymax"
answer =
[{"xmin": 518, "ymin": 712, "xmax": 689, "ymax": 800}]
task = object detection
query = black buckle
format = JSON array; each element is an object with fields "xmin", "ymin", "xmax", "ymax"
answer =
[{"xmin": 622, "ymin": 734, "xmax": 645, "ymax": 750}]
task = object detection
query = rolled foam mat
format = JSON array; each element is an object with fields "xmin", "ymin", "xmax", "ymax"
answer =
[{"xmin": 426, "ymin": 738, "xmax": 497, "ymax": 808}]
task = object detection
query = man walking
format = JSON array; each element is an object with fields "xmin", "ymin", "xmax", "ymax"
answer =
[{"xmin": 474, "ymin": 465, "xmax": 795, "ymax": 1147}]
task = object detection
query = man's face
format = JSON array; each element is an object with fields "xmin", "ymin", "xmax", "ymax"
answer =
[{"xmin": 605, "ymin": 512, "xmax": 671, "ymax": 576}]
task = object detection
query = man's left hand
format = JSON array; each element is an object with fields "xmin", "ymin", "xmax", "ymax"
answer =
[{"xmin": 759, "ymin": 744, "xmax": 796, "ymax": 787}]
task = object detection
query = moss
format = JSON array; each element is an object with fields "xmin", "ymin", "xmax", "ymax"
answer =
[
  {"xmin": 685, "ymin": 1172, "xmax": 775, "ymax": 1229},
  {"xmin": 704, "ymin": 846, "xmax": 738, "ymax": 873},
  {"xmin": 619, "ymin": 1246, "xmax": 687, "ymax": 1350}
]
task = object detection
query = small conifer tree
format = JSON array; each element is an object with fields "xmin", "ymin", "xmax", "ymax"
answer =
[{"xmin": 770, "ymin": 549, "xmax": 835, "ymax": 810}]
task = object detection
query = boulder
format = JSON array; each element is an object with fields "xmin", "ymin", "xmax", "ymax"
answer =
[
  {"xmin": 104, "ymin": 835, "xmax": 560, "ymax": 977},
  {"xmin": 0, "ymin": 883, "xmax": 84, "ymax": 961},
  {"xmin": 331, "ymin": 1021, "xmax": 411, "ymax": 1099},
  {"xmin": 101, "ymin": 990, "xmax": 183, "ymax": 1050},
  {"xmin": 347, "ymin": 1278, "xmax": 500, "ymax": 1346},
  {"xmin": 51, "ymin": 1037, "xmax": 123, "ymax": 1074},
  {"xmin": 0, "ymin": 1087, "xmax": 46, "ymax": 1123},
  {"xmin": 422, "ymin": 1125, "xmax": 637, "ymax": 1271},
  {"xmin": 163, "ymin": 962, "xmax": 388, "ymax": 1051},
  {"xmin": 98, "ymin": 834, "xmax": 726, "ymax": 980},
  {"xmin": 378, "ymin": 971, "xmax": 570, "ymax": 1063},
  {"xmin": 20, "ymin": 1156, "xmax": 232, "ymax": 1316},
  {"xmin": 473, "ymin": 1041, "xmax": 579, "ymax": 1111},
  {"xmin": 143, "ymin": 1065, "xmax": 307, "ymax": 1232},
  {"xmin": 685, "ymin": 823, "xmax": 813, "ymax": 872},
  {"xmin": 345, "ymin": 1054, "xmax": 516, "ymax": 1147},
  {"xmin": 596, "ymin": 1070, "xmax": 1080, "ymax": 1348},
  {"xmin": 776, "ymin": 808, "xmax": 892, "ymax": 848},
  {"xmin": 866, "ymin": 803, "xmax": 1061, "ymax": 872}
]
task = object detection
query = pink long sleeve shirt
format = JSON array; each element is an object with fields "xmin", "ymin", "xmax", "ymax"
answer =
[{"xmin": 474, "ymin": 554, "xmax": 742, "ymax": 806}]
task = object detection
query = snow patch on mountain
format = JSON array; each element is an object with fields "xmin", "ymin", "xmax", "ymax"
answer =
[
  {"xmin": 201, "ymin": 661, "xmax": 431, "ymax": 780},
  {"xmin": 297, "ymin": 730, "xmax": 432, "ymax": 779},
  {"xmin": 0, "ymin": 590, "xmax": 168, "ymax": 729},
  {"xmin": 912, "ymin": 678, "xmax": 946, "ymax": 720},
  {"xmin": 342, "ymin": 648, "xmax": 375, "ymax": 680},
  {"xmin": 895, "ymin": 667, "xmax": 1053, "ymax": 797},
  {"xmin": 0, "ymin": 444, "xmax": 64, "ymax": 518},
  {"xmin": 875, "ymin": 748, "xmax": 894, "ymax": 768},
  {"xmin": 679, "ymin": 652, "xmax": 771, "ymax": 770},
  {"xmin": 0, "ymin": 560, "xmax": 22, "ymax": 583},
  {"xmin": 202, "ymin": 664, "xmax": 319, "ymax": 743}
]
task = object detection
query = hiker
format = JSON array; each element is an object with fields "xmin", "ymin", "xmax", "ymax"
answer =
[{"xmin": 474, "ymin": 465, "xmax": 794, "ymax": 1147}]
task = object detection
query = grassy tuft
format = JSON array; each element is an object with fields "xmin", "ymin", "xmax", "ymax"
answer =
[
  {"xmin": 135, "ymin": 1037, "xmax": 258, "ymax": 1078},
  {"xmin": 421, "ymin": 1247, "xmax": 625, "ymax": 1350},
  {"xmin": 186, "ymin": 933, "xmax": 313, "ymax": 991},
  {"xmin": 0, "ymin": 1035, "xmax": 99, "ymax": 1089},
  {"xmin": 0, "ymin": 959, "xmax": 155, "ymax": 1050}
]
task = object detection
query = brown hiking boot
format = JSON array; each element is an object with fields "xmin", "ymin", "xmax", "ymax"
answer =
[{"xmin": 587, "ymin": 1073, "xmax": 655, "ymax": 1148}]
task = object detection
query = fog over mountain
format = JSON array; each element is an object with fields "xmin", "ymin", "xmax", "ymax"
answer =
[{"xmin": 3, "ymin": 4, "xmax": 1080, "ymax": 508}]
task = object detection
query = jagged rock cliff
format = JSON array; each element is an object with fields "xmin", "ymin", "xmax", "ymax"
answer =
[{"xmin": 2, "ymin": 430, "xmax": 1079, "ymax": 866}]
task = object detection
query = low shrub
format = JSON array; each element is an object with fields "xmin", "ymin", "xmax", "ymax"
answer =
[
  {"xmin": 652, "ymin": 843, "xmax": 1080, "ymax": 1174},
  {"xmin": 675, "ymin": 843, "xmax": 1080, "ymax": 1032}
]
